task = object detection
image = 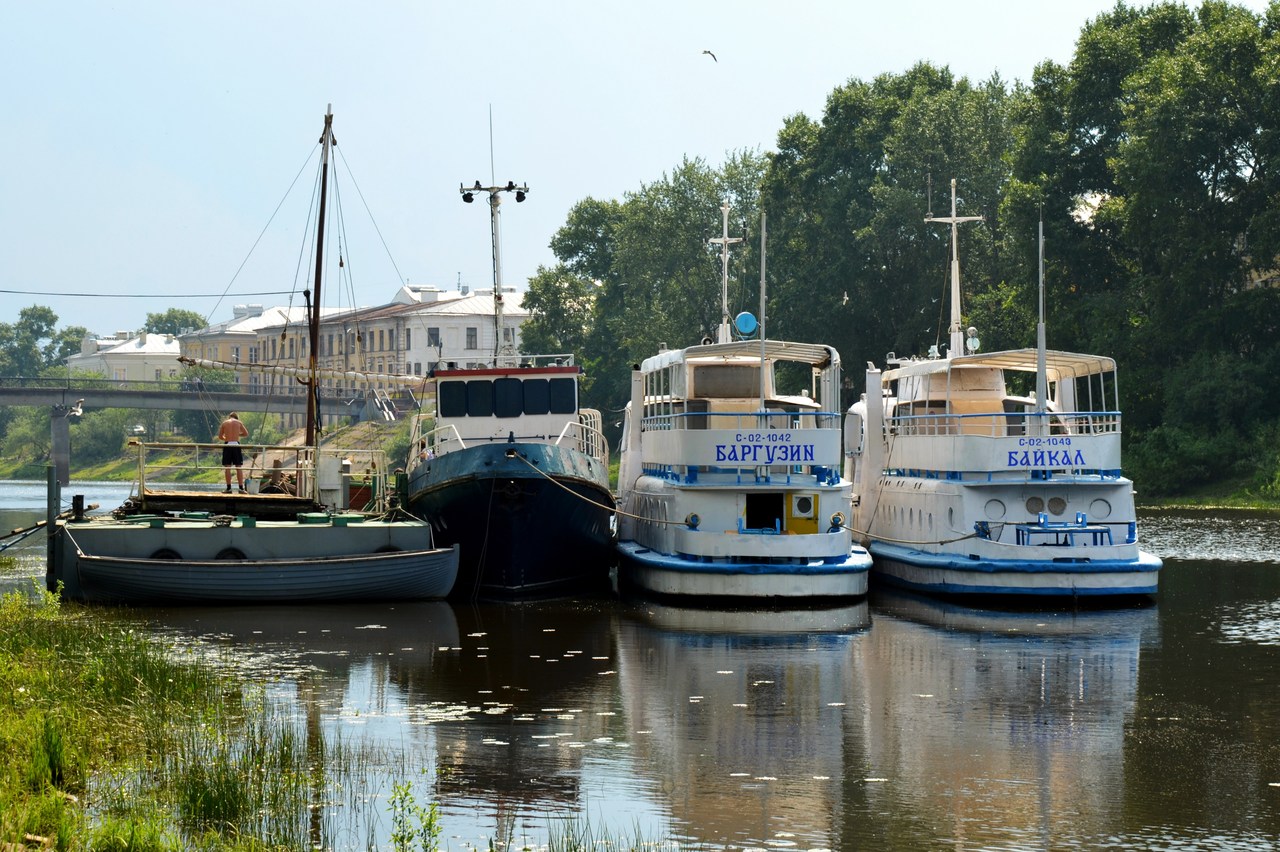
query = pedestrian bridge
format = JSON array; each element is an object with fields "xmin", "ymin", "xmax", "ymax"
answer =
[{"xmin": 0, "ymin": 377, "xmax": 423, "ymax": 421}]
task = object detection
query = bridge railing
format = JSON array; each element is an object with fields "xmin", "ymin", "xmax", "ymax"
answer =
[{"xmin": 0, "ymin": 376, "xmax": 372, "ymax": 402}]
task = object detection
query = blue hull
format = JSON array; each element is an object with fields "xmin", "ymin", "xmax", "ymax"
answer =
[
  {"xmin": 618, "ymin": 541, "xmax": 871, "ymax": 600},
  {"xmin": 407, "ymin": 442, "xmax": 614, "ymax": 600},
  {"xmin": 868, "ymin": 542, "xmax": 1162, "ymax": 597}
]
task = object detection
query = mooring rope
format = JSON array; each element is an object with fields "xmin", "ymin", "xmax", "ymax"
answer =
[{"xmin": 507, "ymin": 450, "xmax": 688, "ymax": 526}]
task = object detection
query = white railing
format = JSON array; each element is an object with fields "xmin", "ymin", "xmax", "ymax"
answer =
[
  {"xmin": 886, "ymin": 411, "xmax": 1121, "ymax": 438},
  {"xmin": 556, "ymin": 410, "xmax": 610, "ymax": 466},
  {"xmin": 130, "ymin": 440, "xmax": 400, "ymax": 512}
]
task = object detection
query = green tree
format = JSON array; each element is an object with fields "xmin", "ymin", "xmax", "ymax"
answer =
[
  {"xmin": 0, "ymin": 306, "xmax": 88, "ymax": 377},
  {"xmin": 144, "ymin": 308, "xmax": 207, "ymax": 335},
  {"xmin": 519, "ymin": 266, "xmax": 599, "ymax": 357},
  {"xmin": 548, "ymin": 153, "xmax": 767, "ymax": 425},
  {"xmin": 761, "ymin": 63, "xmax": 1018, "ymax": 380}
]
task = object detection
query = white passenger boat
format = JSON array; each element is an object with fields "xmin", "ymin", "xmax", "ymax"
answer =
[
  {"xmin": 615, "ymin": 203, "xmax": 871, "ymax": 599},
  {"xmin": 844, "ymin": 180, "xmax": 1161, "ymax": 597}
]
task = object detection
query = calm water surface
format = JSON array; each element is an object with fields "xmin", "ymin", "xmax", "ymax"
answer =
[{"xmin": 2, "ymin": 482, "xmax": 1279, "ymax": 849}]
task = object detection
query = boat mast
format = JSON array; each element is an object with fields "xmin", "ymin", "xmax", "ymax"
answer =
[
  {"xmin": 708, "ymin": 200, "xmax": 742, "ymax": 344},
  {"xmin": 460, "ymin": 180, "xmax": 528, "ymax": 366},
  {"xmin": 759, "ymin": 209, "xmax": 767, "ymax": 414},
  {"xmin": 306, "ymin": 105, "xmax": 335, "ymax": 448},
  {"xmin": 925, "ymin": 179, "xmax": 982, "ymax": 358},
  {"xmin": 1036, "ymin": 211, "xmax": 1048, "ymax": 416}
]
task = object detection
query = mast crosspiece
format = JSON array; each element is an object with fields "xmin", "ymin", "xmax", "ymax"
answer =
[
  {"xmin": 459, "ymin": 181, "xmax": 529, "ymax": 364},
  {"xmin": 707, "ymin": 200, "xmax": 743, "ymax": 344},
  {"xmin": 925, "ymin": 178, "xmax": 982, "ymax": 358}
]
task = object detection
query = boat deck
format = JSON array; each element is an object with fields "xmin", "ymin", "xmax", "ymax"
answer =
[{"xmin": 132, "ymin": 488, "xmax": 325, "ymax": 521}]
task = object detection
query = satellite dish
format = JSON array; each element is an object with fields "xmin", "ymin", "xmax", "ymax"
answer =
[{"xmin": 734, "ymin": 311, "xmax": 758, "ymax": 337}]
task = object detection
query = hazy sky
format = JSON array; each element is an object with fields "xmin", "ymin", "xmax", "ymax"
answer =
[{"xmin": 2, "ymin": 1, "xmax": 1270, "ymax": 338}]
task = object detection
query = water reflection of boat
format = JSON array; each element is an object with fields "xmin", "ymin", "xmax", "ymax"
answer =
[
  {"xmin": 858, "ymin": 587, "xmax": 1158, "ymax": 846},
  {"xmin": 613, "ymin": 599, "xmax": 871, "ymax": 848},
  {"xmin": 134, "ymin": 601, "xmax": 462, "ymax": 682}
]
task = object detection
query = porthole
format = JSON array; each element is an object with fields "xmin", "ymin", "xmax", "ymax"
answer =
[
  {"xmin": 984, "ymin": 499, "xmax": 1006, "ymax": 521},
  {"xmin": 1047, "ymin": 496, "xmax": 1067, "ymax": 516},
  {"xmin": 1026, "ymin": 496, "xmax": 1045, "ymax": 515},
  {"xmin": 1089, "ymin": 499, "xmax": 1112, "ymax": 520}
]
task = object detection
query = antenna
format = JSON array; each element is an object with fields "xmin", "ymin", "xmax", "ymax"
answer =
[
  {"xmin": 1035, "ymin": 205, "xmax": 1048, "ymax": 427},
  {"xmin": 759, "ymin": 209, "xmax": 767, "ymax": 416},
  {"xmin": 459, "ymin": 179, "xmax": 529, "ymax": 364},
  {"xmin": 925, "ymin": 179, "xmax": 983, "ymax": 358},
  {"xmin": 707, "ymin": 200, "xmax": 743, "ymax": 343}
]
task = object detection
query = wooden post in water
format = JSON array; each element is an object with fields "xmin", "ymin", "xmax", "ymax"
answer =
[{"xmin": 49, "ymin": 405, "xmax": 72, "ymax": 487}]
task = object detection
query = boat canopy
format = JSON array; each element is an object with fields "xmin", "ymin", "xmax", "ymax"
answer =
[
  {"xmin": 883, "ymin": 348, "xmax": 1115, "ymax": 383},
  {"xmin": 641, "ymin": 340, "xmax": 839, "ymax": 374}
]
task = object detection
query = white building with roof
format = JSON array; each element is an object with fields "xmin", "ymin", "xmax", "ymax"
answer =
[{"xmin": 68, "ymin": 331, "xmax": 182, "ymax": 382}]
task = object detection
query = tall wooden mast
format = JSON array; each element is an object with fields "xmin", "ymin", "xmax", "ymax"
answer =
[{"xmin": 306, "ymin": 105, "xmax": 335, "ymax": 447}]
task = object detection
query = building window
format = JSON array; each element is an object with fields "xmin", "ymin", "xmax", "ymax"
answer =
[
  {"xmin": 414, "ymin": 362, "xmax": 421, "ymax": 375},
  {"xmin": 289, "ymin": 339, "xmax": 295, "ymax": 359},
  {"xmin": 405, "ymin": 328, "xmax": 411, "ymax": 349},
  {"xmin": 327, "ymin": 334, "xmax": 334, "ymax": 356},
  {"xmin": 427, "ymin": 327, "xmax": 440, "ymax": 348},
  {"xmin": 389, "ymin": 329, "xmax": 397, "ymax": 350},
  {"xmin": 466, "ymin": 327, "xmax": 478, "ymax": 350},
  {"xmin": 503, "ymin": 327, "xmax": 515, "ymax": 344},
  {"xmin": 233, "ymin": 346, "xmax": 241, "ymax": 363}
]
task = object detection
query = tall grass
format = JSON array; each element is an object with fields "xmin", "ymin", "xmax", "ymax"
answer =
[{"xmin": 0, "ymin": 584, "xmax": 364, "ymax": 849}]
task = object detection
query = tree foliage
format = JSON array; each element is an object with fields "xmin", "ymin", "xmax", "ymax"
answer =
[
  {"xmin": 144, "ymin": 308, "xmax": 207, "ymax": 335},
  {"xmin": 0, "ymin": 306, "xmax": 89, "ymax": 377},
  {"xmin": 522, "ymin": 1, "xmax": 1280, "ymax": 495}
]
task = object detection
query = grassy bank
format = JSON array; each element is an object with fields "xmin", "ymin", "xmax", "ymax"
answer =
[
  {"xmin": 1, "ymin": 583, "xmax": 678, "ymax": 851},
  {"xmin": 0, "ymin": 584, "xmax": 374, "ymax": 850}
]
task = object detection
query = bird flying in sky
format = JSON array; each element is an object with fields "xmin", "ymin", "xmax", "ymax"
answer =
[{"xmin": 702, "ymin": 50, "xmax": 717, "ymax": 62}]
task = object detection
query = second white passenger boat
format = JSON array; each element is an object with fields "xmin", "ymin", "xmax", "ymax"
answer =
[{"xmin": 844, "ymin": 180, "xmax": 1161, "ymax": 597}]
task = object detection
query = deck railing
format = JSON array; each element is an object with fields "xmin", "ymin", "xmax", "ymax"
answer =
[
  {"xmin": 886, "ymin": 410, "xmax": 1121, "ymax": 438},
  {"xmin": 130, "ymin": 440, "xmax": 397, "ymax": 510}
]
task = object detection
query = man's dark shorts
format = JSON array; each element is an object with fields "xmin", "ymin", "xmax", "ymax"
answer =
[{"xmin": 222, "ymin": 444, "xmax": 244, "ymax": 466}]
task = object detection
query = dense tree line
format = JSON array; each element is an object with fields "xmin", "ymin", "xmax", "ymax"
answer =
[{"xmin": 523, "ymin": 1, "xmax": 1280, "ymax": 498}]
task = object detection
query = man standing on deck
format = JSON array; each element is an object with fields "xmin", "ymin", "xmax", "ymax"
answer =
[{"xmin": 217, "ymin": 412, "xmax": 250, "ymax": 493}]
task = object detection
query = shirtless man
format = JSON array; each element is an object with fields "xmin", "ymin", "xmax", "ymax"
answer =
[{"xmin": 217, "ymin": 412, "xmax": 250, "ymax": 493}]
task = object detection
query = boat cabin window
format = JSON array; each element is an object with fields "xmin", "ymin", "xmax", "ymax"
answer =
[
  {"xmin": 494, "ymin": 378, "xmax": 524, "ymax": 417},
  {"xmin": 691, "ymin": 364, "xmax": 761, "ymax": 399},
  {"xmin": 438, "ymin": 377, "xmax": 577, "ymax": 418},
  {"xmin": 467, "ymin": 380, "xmax": 494, "ymax": 417}
]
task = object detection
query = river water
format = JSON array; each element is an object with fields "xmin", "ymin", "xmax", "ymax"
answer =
[{"xmin": 2, "ymin": 482, "xmax": 1279, "ymax": 849}]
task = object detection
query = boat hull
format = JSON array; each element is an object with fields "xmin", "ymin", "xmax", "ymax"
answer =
[
  {"xmin": 51, "ymin": 518, "xmax": 459, "ymax": 605},
  {"xmin": 407, "ymin": 442, "xmax": 615, "ymax": 599},
  {"xmin": 619, "ymin": 540, "xmax": 871, "ymax": 600},
  {"xmin": 867, "ymin": 541, "xmax": 1162, "ymax": 597}
]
